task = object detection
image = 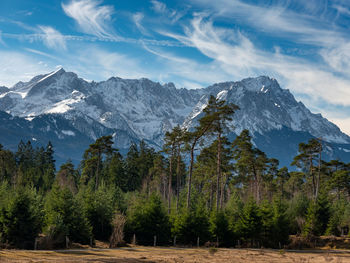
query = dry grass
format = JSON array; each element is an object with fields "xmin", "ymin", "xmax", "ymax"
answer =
[{"xmin": 1, "ymin": 247, "xmax": 350, "ymax": 263}]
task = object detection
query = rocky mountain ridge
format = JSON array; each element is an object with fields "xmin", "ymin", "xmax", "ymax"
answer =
[{"xmin": 0, "ymin": 68, "xmax": 349, "ymax": 166}]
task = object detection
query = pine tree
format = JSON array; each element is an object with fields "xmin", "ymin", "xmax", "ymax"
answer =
[
  {"xmin": 0, "ymin": 187, "xmax": 43, "ymax": 248},
  {"xmin": 126, "ymin": 193, "xmax": 170, "ymax": 245},
  {"xmin": 236, "ymin": 198, "xmax": 262, "ymax": 246},
  {"xmin": 82, "ymin": 135, "xmax": 115, "ymax": 189},
  {"xmin": 44, "ymin": 184, "xmax": 92, "ymax": 245},
  {"xmin": 232, "ymin": 130, "xmax": 268, "ymax": 202},
  {"xmin": 292, "ymin": 138, "xmax": 322, "ymax": 199},
  {"xmin": 202, "ymin": 95, "xmax": 239, "ymax": 211}
]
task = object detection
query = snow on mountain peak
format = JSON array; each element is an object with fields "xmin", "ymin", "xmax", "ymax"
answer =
[{"xmin": 0, "ymin": 70, "xmax": 349, "ymax": 149}]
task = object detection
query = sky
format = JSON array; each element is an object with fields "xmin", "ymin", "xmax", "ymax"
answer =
[{"xmin": 1, "ymin": 0, "xmax": 350, "ymax": 135}]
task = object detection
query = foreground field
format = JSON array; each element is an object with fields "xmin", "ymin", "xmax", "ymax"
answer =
[{"xmin": 1, "ymin": 247, "xmax": 350, "ymax": 263}]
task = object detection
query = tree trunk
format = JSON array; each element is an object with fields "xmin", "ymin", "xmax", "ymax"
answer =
[
  {"xmin": 168, "ymin": 146, "xmax": 174, "ymax": 214},
  {"xmin": 315, "ymin": 140, "xmax": 322, "ymax": 199},
  {"xmin": 220, "ymin": 173, "xmax": 226, "ymax": 209},
  {"xmin": 216, "ymin": 133, "xmax": 222, "ymax": 212},
  {"xmin": 176, "ymin": 146, "xmax": 181, "ymax": 211},
  {"xmin": 186, "ymin": 141, "xmax": 196, "ymax": 209},
  {"xmin": 95, "ymin": 150, "xmax": 101, "ymax": 189},
  {"xmin": 209, "ymin": 180, "xmax": 214, "ymax": 211},
  {"xmin": 309, "ymin": 156, "xmax": 316, "ymax": 199},
  {"xmin": 163, "ymin": 173, "xmax": 166, "ymax": 200}
]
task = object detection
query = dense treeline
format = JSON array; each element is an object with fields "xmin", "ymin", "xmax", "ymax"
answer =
[{"xmin": 0, "ymin": 95, "xmax": 350, "ymax": 249}]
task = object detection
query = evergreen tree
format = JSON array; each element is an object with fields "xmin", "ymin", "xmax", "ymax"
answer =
[
  {"xmin": 79, "ymin": 184, "xmax": 115, "ymax": 240},
  {"xmin": 209, "ymin": 210, "xmax": 231, "ymax": 246},
  {"xmin": 232, "ymin": 130, "xmax": 268, "ymax": 202},
  {"xmin": 107, "ymin": 152, "xmax": 126, "ymax": 191},
  {"xmin": 292, "ymin": 138, "xmax": 323, "ymax": 199},
  {"xmin": 0, "ymin": 187, "xmax": 43, "ymax": 248},
  {"xmin": 56, "ymin": 161, "xmax": 78, "ymax": 193},
  {"xmin": 44, "ymin": 184, "xmax": 92, "ymax": 245},
  {"xmin": 172, "ymin": 206, "xmax": 210, "ymax": 245},
  {"xmin": 203, "ymin": 95, "xmax": 238, "ymax": 211},
  {"xmin": 125, "ymin": 143, "xmax": 140, "ymax": 191},
  {"xmin": 81, "ymin": 135, "xmax": 115, "ymax": 189},
  {"xmin": 236, "ymin": 198, "xmax": 262, "ymax": 246},
  {"xmin": 0, "ymin": 147, "xmax": 16, "ymax": 183},
  {"xmin": 126, "ymin": 193, "xmax": 170, "ymax": 245}
]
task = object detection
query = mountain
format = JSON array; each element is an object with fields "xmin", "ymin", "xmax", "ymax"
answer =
[{"xmin": 0, "ymin": 68, "xmax": 349, "ymax": 166}]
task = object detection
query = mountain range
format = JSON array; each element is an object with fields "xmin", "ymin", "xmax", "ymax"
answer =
[{"xmin": 1, "ymin": 68, "xmax": 350, "ymax": 167}]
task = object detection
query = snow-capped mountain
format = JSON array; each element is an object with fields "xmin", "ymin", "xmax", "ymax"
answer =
[
  {"xmin": 185, "ymin": 76, "xmax": 350, "ymax": 144},
  {"xmin": 0, "ymin": 69, "xmax": 349, "ymax": 166}
]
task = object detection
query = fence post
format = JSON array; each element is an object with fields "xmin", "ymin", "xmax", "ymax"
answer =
[
  {"xmin": 154, "ymin": 235, "xmax": 157, "ymax": 247},
  {"xmin": 197, "ymin": 237, "xmax": 199, "ymax": 248},
  {"xmin": 34, "ymin": 237, "xmax": 38, "ymax": 250},
  {"xmin": 65, "ymin": 236, "xmax": 69, "ymax": 249},
  {"xmin": 174, "ymin": 236, "xmax": 176, "ymax": 246},
  {"xmin": 132, "ymin": 234, "xmax": 136, "ymax": 245}
]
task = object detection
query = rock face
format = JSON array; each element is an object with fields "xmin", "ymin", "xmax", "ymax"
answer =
[{"xmin": 0, "ymin": 69, "xmax": 349, "ymax": 166}]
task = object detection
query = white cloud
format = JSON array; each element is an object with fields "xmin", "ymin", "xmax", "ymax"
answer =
[
  {"xmin": 142, "ymin": 43, "xmax": 230, "ymax": 86},
  {"xmin": 320, "ymin": 42, "xmax": 350, "ymax": 75},
  {"xmin": 150, "ymin": 0, "xmax": 187, "ymax": 24},
  {"xmin": 62, "ymin": 0, "xmax": 116, "ymax": 39},
  {"xmin": 133, "ymin": 12, "xmax": 149, "ymax": 35},
  {"xmin": 159, "ymin": 15, "xmax": 350, "ymax": 106},
  {"xmin": 66, "ymin": 46, "xmax": 153, "ymax": 81},
  {"xmin": 331, "ymin": 117, "xmax": 350, "ymax": 136},
  {"xmin": 0, "ymin": 51, "xmax": 51, "ymax": 87},
  {"xmin": 38, "ymin": 26, "xmax": 67, "ymax": 50},
  {"xmin": 24, "ymin": 48, "xmax": 59, "ymax": 60},
  {"xmin": 333, "ymin": 4, "xmax": 350, "ymax": 16},
  {"xmin": 151, "ymin": 0, "xmax": 167, "ymax": 14}
]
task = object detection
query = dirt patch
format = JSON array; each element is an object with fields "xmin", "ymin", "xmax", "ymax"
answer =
[{"xmin": 1, "ymin": 247, "xmax": 350, "ymax": 263}]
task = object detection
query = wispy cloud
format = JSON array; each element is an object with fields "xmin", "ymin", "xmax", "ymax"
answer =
[
  {"xmin": 62, "ymin": 0, "xmax": 116, "ymax": 39},
  {"xmin": 151, "ymin": 0, "xmax": 167, "ymax": 14},
  {"xmin": 133, "ymin": 12, "xmax": 149, "ymax": 36},
  {"xmin": 320, "ymin": 42, "xmax": 350, "ymax": 75},
  {"xmin": 150, "ymin": 0, "xmax": 187, "ymax": 24},
  {"xmin": 0, "ymin": 31, "xmax": 5, "ymax": 46},
  {"xmin": 60, "ymin": 45, "xmax": 158, "ymax": 83},
  {"xmin": 24, "ymin": 48, "xmax": 59, "ymax": 60},
  {"xmin": 0, "ymin": 51, "xmax": 51, "ymax": 87},
  {"xmin": 333, "ymin": 4, "xmax": 350, "ymax": 16},
  {"xmin": 38, "ymin": 26, "xmax": 67, "ymax": 50},
  {"xmin": 157, "ymin": 15, "xmax": 350, "ymax": 107},
  {"xmin": 142, "ymin": 43, "xmax": 230, "ymax": 87}
]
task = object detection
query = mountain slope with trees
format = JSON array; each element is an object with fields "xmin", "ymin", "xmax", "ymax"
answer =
[
  {"xmin": 1, "ymin": 70, "xmax": 350, "ymax": 166},
  {"xmin": 1, "ymin": 96, "xmax": 350, "ymax": 249}
]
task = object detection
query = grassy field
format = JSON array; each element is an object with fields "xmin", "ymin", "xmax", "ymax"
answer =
[{"xmin": 1, "ymin": 247, "xmax": 350, "ymax": 263}]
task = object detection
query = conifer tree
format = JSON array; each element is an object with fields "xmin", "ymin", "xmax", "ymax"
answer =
[
  {"xmin": 0, "ymin": 187, "xmax": 43, "ymax": 248},
  {"xmin": 203, "ymin": 95, "xmax": 239, "ymax": 211},
  {"xmin": 82, "ymin": 135, "xmax": 115, "ymax": 189},
  {"xmin": 292, "ymin": 138, "xmax": 322, "ymax": 199}
]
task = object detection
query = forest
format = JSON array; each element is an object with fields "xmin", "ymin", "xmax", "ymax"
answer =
[{"xmin": 0, "ymin": 95, "xmax": 350, "ymax": 249}]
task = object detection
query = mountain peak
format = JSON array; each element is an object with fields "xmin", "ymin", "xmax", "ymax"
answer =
[
  {"xmin": 1, "ymin": 69, "xmax": 350, "ymax": 166},
  {"xmin": 240, "ymin": 75, "xmax": 280, "ymax": 93}
]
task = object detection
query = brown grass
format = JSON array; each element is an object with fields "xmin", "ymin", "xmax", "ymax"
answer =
[{"xmin": 0, "ymin": 247, "xmax": 350, "ymax": 263}]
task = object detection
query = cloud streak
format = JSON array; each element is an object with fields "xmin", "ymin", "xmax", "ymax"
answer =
[
  {"xmin": 157, "ymin": 15, "xmax": 350, "ymax": 107},
  {"xmin": 38, "ymin": 26, "xmax": 67, "ymax": 50},
  {"xmin": 62, "ymin": 0, "xmax": 116, "ymax": 39},
  {"xmin": 0, "ymin": 51, "xmax": 51, "ymax": 87}
]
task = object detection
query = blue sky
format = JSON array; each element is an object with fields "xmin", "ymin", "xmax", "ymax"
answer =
[{"xmin": 1, "ymin": 0, "xmax": 350, "ymax": 134}]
